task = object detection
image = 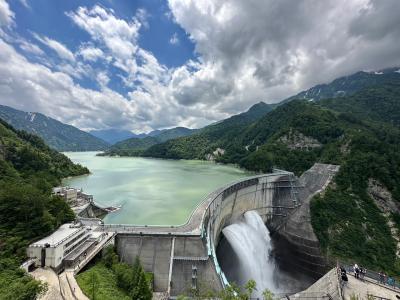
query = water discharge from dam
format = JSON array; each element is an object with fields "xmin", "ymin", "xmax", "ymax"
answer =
[
  {"xmin": 222, "ymin": 211, "xmax": 277, "ymax": 296},
  {"xmin": 218, "ymin": 210, "xmax": 314, "ymax": 296}
]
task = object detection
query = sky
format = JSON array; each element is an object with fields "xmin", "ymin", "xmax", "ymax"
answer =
[{"xmin": 0, "ymin": 0, "xmax": 399, "ymax": 133}]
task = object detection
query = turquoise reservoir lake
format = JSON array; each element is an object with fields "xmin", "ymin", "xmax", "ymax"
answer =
[{"xmin": 63, "ymin": 152, "xmax": 251, "ymax": 225}]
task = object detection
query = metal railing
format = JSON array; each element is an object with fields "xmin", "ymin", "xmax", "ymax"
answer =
[{"xmin": 340, "ymin": 263, "xmax": 400, "ymax": 290}]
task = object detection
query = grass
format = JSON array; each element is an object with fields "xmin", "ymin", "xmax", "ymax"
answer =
[{"xmin": 76, "ymin": 262, "xmax": 131, "ymax": 300}]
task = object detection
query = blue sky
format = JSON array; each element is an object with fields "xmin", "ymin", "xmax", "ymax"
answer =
[{"xmin": 0, "ymin": 0, "xmax": 399, "ymax": 133}]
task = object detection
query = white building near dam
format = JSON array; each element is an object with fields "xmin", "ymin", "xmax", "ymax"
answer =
[{"xmin": 26, "ymin": 222, "xmax": 102, "ymax": 271}]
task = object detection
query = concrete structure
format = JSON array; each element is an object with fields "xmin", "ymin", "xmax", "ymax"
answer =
[
  {"xmin": 27, "ymin": 223, "xmax": 90, "ymax": 271},
  {"xmin": 53, "ymin": 186, "xmax": 78, "ymax": 204},
  {"xmin": 107, "ymin": 163, "xmax": 340, "ymax": 297},
  {"xmin": 34, "ymin": 163, "xmax": 399, "ymax": 300},
  {"xmin": 26, "ymin": 222, "xmax": 110, "ymax": 273},
  {"xmin": 53, "ymin": 186, "xmax": 109, "ymax": 219}
]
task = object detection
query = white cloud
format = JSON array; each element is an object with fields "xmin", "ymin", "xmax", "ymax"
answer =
[
  {"xmin": 67, "ymin": 5, "xmax": 141, "ymax": 74},
  {"xmin": 0, "ymin": 38, "xmax": 136, "ymax": 131},
  {"xmin": 78, "ymin": 46, "xmax": 104, "ymax": 62},
  {"xmin": 169, "ymin": 32, "xmax": 179, "ymax": 45},
  {"xmin": 18, "ymin": 39, "xmax": 44, "ymax": 55},
  {"xmin": 0, "ymin": 0, "xmax": 14, "ymax": 27},
  {"xmin": 136, "ymin": 8, "xmax": 149, "ymax": 29},
  {"xmin": 97, "ymin": 71, "xmax": 110, "ymax": 88},
  {"xmin": 19, "ymin": 0, "xmax": 29, "ymax": 9},
  {"xmin": 33, "ymin": 33, "xmax": 75, "ymax": 61},
  {"xmin": 2, "ymin": 1, "xmax": 400, "ymax": 133},
  {"xmin": 165, "ymin": 0, "xmax": 400, "ymax": 112}
]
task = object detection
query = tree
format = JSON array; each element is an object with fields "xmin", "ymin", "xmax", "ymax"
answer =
[
  {"xmin": 130, "ymin": 257, "xmax": 152, "ymax": 300},
  {"xmin": 103, "ymin": 245, "xmax": 118, "ymax": 268},
  {"xmin": 90, "ymin": 271, "xmax": 98, "ymax": 300}
]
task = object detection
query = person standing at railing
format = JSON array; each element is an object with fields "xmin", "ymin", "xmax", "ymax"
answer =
[
  {"xmin": 387, "ymin": 276, "xmax": 395, "ymax": 287},
  {"xmin": 353, "ymin": 263, "xmax": 360, "ymax": 279},
  {"xmin": 378, "ymin": 271, "xmax": 384, "ymax": 284}
]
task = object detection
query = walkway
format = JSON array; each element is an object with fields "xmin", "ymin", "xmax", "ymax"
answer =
[
  {"xmin": 66, "ymin": 271, "xmax": 89, "ymax": 300},
  {"xmin": 343, "ymin": 275, "xmax": 400, "ymax": 299},
  {"xmin": 66, "ymin": 232, "xmax": 115, "ymax": 274}
]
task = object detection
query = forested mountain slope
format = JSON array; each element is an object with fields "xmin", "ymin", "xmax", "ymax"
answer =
[
  {"xmin": 89, "ymin": 128, "xmax": 140, "ymax": 144},
  {"xmin": 0, "ymin": 105, "xmax": 109, "ymax": 151},
  {"xmin": 0, "ymin": 118, "xmax": 89, "ymax": 298},
  {"xmin": 281, "ymin": 67, "xmax": 400, "ymax": 104},
  {"xmin": 319, "ymin": 83, "xmax": 400, "ymax": 127},
  {"xmin": 143, "ymin": 86, "xmax": 400, "ymax": 275},
  {"xmin": 100, "ymin": 126, "xmax": 196, "ymax": 156},
  {"xmin": 142, "ymin": 101, "xmax": 272, "ymax": 160}
]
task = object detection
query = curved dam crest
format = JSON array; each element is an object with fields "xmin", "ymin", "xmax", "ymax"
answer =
[{"xmin": 107, "ymin": 163, "xmax": 339, "ymax": 297}]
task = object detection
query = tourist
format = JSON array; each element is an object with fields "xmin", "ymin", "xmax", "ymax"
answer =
[
  {"xmin": 340, "ymin": 267, "xmax": 348, "ymax": 284},
  {"xmin": 387, "ymin": 277, "xmax": 395, "ymax": 287},
  {"xmin": 378, "ymin": 271, "xmax": 384, "ymax": 284},
  {"xmin": 353, "ymin": 263, "xmax": 359, "ymax": 279},
  {"xmin": 360, "ymin": 267, "xmax": 366, "ymax": 280}
]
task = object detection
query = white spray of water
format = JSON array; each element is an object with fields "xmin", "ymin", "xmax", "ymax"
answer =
[{"xmin": 222, "ymin": 210, "xmax": 277, "ymax": 295}]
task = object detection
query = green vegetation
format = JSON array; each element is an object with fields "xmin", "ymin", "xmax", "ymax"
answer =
[
  {"xmin": 0, "ymin": 104, "xmax": 109, "ymax": 151},
  {"xmin": 141, "ymin": 84, "xmax": 400, "ymax": 275},
  {"xmin": 0, "ymin": 118, "xmax": 89, "ymax": 299},
  {"xmin": 76, "ymin": 263, "xmax": 131, "ymax": 300},
  {"xmin": 100, "ymin": 127, "xmax": 196, "ymax": 156},
  {"xmin": 177, "ymin": 279, "xmax": 276, "ymax": 300},
  {"xmin": 101, "ymin": 102, "xmax": 271, "ymax": 158},
  {"xmin": 77, "ymin": 245, "xmax": 152, "ymax": 300},
  {"xmin": 143, "ymin": 102, "xmax": 272, "ymax": 160},
  {"xmin": 282, "ymin": 67, "xmax": 400, "ymax": 103}
]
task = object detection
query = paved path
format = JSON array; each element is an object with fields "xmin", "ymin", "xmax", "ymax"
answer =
[
  {"xmin": 30, "ymin": 268, "xmax": 63, "ymax": 300},
  {"xmin": 66, "ymin": 271, "xmax": 89, "ymax": 300},
  {"xmin": 59, "ymin": 272, "xmax": 75, "ymax": 299},
  {"xmin": 343, "ymin": 275, "xmax": 400, "ymax": 299}
]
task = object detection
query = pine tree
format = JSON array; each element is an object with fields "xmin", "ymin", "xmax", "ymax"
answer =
[{"xmin": 130, "ymin": 257, "xmax": 152, "ymax": 300}]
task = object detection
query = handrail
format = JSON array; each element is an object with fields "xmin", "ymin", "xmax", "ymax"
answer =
[{"xmin": 340, "ymin": 263, "xmax": 400, "ymax": 290}]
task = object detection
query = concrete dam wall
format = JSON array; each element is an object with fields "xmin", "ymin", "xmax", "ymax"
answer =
[{"xmin": 112, "ymin": 163, "xmax": 339, "ymax": 297}]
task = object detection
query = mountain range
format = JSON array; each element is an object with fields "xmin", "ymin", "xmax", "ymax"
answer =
[
  {"xmin": 99, "ymin": 127, "xmax": 196, "ymax": 156},
  {"xmin": 0, "ymin": 105, "xmax": 109, "ymax": 151},
  {"xmin": 89, "ymin": 129, "xmax": 144, "ymax": 144},
  {"xmin": 2, "ymin": 68, "xmax": 399, "ymax": 153},
  {"xmin": 0, "ymin": 66, "xmax": 399, "ymax": 279},
  {"xmin": 140, "ymin": 73, "xmax": 400, "ymax": 274}
]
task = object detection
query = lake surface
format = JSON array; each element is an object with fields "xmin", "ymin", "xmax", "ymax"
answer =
[{"xmin": 63, "ymin": 152, "xmax": 251, "ymax": 225}]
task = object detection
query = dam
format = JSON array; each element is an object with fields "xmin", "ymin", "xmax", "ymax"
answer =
[{"xmin": 98, "ymin": 163, "xmax": 340, "ymax": 297}]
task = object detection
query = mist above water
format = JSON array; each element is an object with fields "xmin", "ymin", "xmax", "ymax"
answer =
[{"xmin": 218, "ymin": 210, "xmax": 314, "ymax": 297}]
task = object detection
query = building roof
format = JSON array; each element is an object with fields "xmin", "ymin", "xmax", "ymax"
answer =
[{"xmin": 30, "ymin": 223, "xmax": 84, "ymax": 248}]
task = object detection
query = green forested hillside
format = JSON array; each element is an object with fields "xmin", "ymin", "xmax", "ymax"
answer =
[
  {"xmin": 142, "ymin": 87, "xmax": 400, "ymax": 275},
  {"xmin": 100, "ymin": 136, "xmax": 160, "ymax": 156},
  {"xmin": 281, "ymin": 67, "xmax": 400, "ymax": 104},
  {"xmin": 319, "ymin": 83, "xmax": 400, "ymax": 127},
  {"xmin": 0, "ymin": 105, "xmax": 109, "ymax": 151},
  {"xmin": 0, "ymin": 118, "xmax": 89, "ymax": 298},
  {"xmin": 142, "ymin": 102, "xmax": 272, "ymax": 159},
  {"xmin": 101, "ymin": 103, "xmax": 271, "ymax": 157},
  {"xmin": 100, "ymin": 127, "xmax": 196, "ymax": 156}
]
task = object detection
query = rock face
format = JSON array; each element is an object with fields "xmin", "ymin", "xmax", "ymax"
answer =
[
  {"xmin": 205, "ymin": 148, "xmax": 225, "ymax": 161},
  {"xmin": 367, "ymin": 178, "xmax": 399, "ymax": 214},
  {"xmin": 278, "ymin": 129, "xmax": 322, "ymax": 150},
  {"xmin": 367, "ymin": 178, "xmax": 400, "ymax": 258}
]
